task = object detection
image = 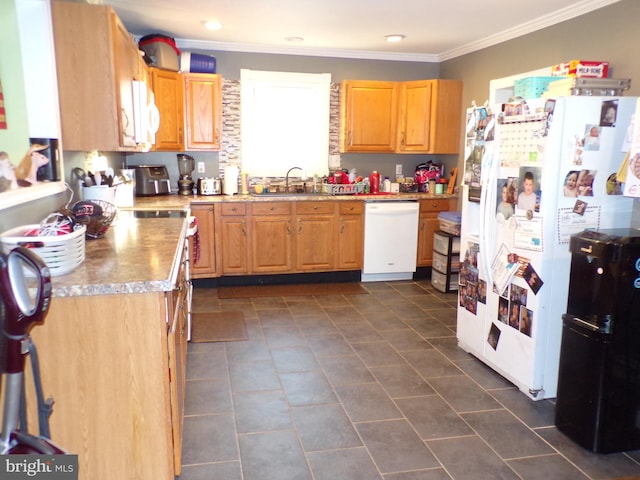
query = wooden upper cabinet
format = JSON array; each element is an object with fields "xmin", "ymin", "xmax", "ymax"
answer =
[
  {"xmin": 340, "ymin": 80, "xmax": 399, "ymax": 152},
  {"xmin": 398, "ymin": 79, "xmax": 463, "ymax": 154},
  {"xmin": 151, "ymin": 67, "xmax": 184, "ymax": 151},
  {"xmin": 183, "ymin": 73, "xmax": 222, "ymax": 150},
  {"xmin": 52, "ymin": 1, "xmax": 147, "ymax": 152},
  {"xmin": 339, "ymin": 78, "xmax": 463, "ymax": 154}
]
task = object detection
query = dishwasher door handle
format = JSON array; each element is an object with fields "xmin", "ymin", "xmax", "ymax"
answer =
[{"xmin": 365, "ymin": 203, "xmax": 418, "ymax": 214}]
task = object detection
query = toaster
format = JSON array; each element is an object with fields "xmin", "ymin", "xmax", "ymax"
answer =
[
  {"xmin": 197, "ymin": 177, "xmax": 222, "ymax": 195},
  {"xmin": 134, "ymin": 165, "xmax": 172, "ymax": 196}
]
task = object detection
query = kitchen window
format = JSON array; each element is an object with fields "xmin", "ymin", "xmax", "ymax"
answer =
[{"xmin": 240, "ymin": 69, "xmax": 330, "ymax": 178}]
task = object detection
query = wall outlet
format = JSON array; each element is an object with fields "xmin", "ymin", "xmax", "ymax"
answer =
[
  {"xmin": 197, "ymin": 161, "xmax": 205, "ymax": 173},
  {"xmin": 395, "ymin": 164, "xmax": 403, "ymax": 176}
]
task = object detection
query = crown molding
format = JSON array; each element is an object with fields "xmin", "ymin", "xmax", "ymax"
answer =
[
  {"xmin": 151, "ymin": 0, "xmax": 621, "ymax": 64},
  {"xmin": 175, "ymin": 38, "xmax": 440, "ymax": 63},
  {"xmin": 438, "ymin": 0, "xmax": 622, "ymax": 61}
]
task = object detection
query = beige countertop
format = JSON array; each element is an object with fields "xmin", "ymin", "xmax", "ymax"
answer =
[
  {"xmin": 51, "ymin": 191, "xmax": 457, "ymax": 298},
  {"xmin": 50, "ymin": 210, "xmax": 187, "ymax": 298},
  {"xmin": 129, "ymin": 192, "xmax": 458, "ymax": 209}
]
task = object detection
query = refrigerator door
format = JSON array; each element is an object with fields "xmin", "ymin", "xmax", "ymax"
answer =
[{"xmin": 458, "ymin": 96, "xmax": 638, "ymax": 400}]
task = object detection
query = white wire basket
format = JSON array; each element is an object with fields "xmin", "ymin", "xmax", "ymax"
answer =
[
  {"xmin": 0, "ymin": 224, "xmax": 86, "ymax": 276},
  {"xmin": 322, "ymin": 183, "xmax": 365, "ymax": 195}
]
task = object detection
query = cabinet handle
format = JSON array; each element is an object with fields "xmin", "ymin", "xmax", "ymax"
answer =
[
  {"xmin": 401, "ymin": 130, "xmax": 406, "ymax": 146},
  {"xmin": 340, "ymin": 220, "xmax": 345, "ymax": 234},
  {"xmin": 215, "ymin": 127, "xmax": 220, "ymax": 144},
  {"xmin": 348, "ymin": 131, "xmax": 352, "ymax": 146},
  {"xmin": 241, "ymin": 219, "xmax": 246, "ymax": 236},
  {"xmin": 297, "ymin": 218, "xmax": 302, "ymax": 234},
  {"xmin": 287, "ymin": 221, "xmax": 291, "ymax": 235}
]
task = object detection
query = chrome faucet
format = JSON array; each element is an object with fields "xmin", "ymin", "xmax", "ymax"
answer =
[{"xmin": 285, "ymin": 167, "xmax": 303, "ymax": 193}]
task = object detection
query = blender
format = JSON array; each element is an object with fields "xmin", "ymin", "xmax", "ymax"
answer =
[{"xmin": 177, "ymin": 154, "xmax": 195, "ymax": 195}]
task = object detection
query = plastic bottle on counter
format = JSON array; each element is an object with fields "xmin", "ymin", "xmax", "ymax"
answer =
[
  {"xmin": 383, "ymin": 176, "xmax": 391, "ymax": 192},
  {"xmin": 370, "ymin": 171, "xmax": 380, "ymax": 194}
]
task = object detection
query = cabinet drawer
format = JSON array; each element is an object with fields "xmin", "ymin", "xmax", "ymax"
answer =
[
  {"xmin": 419, "ymin": 198, "xmax": 453, "ymax": 213},
  {"xmin": 434, "ymin": 230, "xmax": 460, "ymax": 255},
  {"xmin": 338, "ymin": 201, "xmax": 364, "ymax": 215},
  {"xmin": 251, "ymin": 202, "xmax": 292, "ymax": 216},
  {"xmin": 296, "ymin": 202, "xmax": 335, "ymax": 215},
  {"xmin": 432, "ymin": 251, "xmax": 460, "ymax": 274},
  {"xmin": 220, "ymin": 203, "xmax": 246, "ymax": 216},
  {"xmin": 431, "ymin": 270, "xmax": 459, "ymax": 293}
]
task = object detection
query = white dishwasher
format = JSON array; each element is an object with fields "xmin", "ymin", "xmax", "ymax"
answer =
[{"xmin": 362, "ymin": 200, "xmax": 420, "ymax": 282}]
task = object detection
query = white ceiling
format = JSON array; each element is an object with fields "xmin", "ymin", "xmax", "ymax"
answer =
[{"xmin": 103, "ymin": 0, "xmax": 620, "ymax": 62}]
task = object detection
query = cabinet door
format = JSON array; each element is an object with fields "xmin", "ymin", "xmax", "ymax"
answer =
[
  {"xmin": 52, "ymin": 2, "xmax": 120, "ymax": 151},
  {"xmin": 220, "ymin": 216, "xmax": 249, "ymax": 273},
  {"xmin": 151, "ymin": 67, "xmax": 184, "ymax": 151},
  {"xmin": 184, "ymin": 74, "xmax": 222, "ymax": 151},
  {"xmin": 296, "ymin": 215, "xmax": 335, "ymax": 271},
  {"xmin": 190, "ymin": 204, "xmax": 216, "ymax": 278},
  {"xmin": 416, "ymin": 199, "xmax": 456, "ymax": 266},
  {"xmin": 397, "ymin": 80, "xmax": 433, "ymax": 153},
  {"xmin": 337, "ymin": 202, "xmax": 363, "ymax": 270},
  {"xmin": 398, "ymin": 80, "xmax": 463, "ymax": 154},
  {"xmin": 250, "ymin": 216, "xmax": 293, "ymax": 273},
  {"xmin": 112, "ymin": 11, "xmax": 139, "ymax": 148},
  {"xmin": 340, "ymin": 80, "xmax": 398, "ymax": 152},
  {"xmin": 417, "ymin": 213, "xmax": 440, "ymax": 266},
  {"xmin": 167, "ymin": 254, "xmax": 187, "ymax": 476}
]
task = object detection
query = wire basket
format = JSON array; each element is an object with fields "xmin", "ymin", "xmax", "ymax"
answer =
[
  {"xmin": 322, "ymin": 183, "xmax": 365, "ymax": 195},
  {"xmin": 0, "ymin": 224, "xmax": 86, "ymax": 276},
  {"xmin": 71, "ymin": 200, "xmax": 118, "ymax": 239}
]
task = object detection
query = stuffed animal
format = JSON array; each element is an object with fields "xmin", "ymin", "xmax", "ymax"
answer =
[{"xmin": 15, "ymin": 143, "xmax": 49, "ymax": 186}]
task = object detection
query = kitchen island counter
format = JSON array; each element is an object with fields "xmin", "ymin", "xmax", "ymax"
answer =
[{"xmin": 50, "ymin": 210, "xmax": 187, "ymax": 297}]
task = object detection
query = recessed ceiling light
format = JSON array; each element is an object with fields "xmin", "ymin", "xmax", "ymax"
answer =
[
  {"xmin": 285, "ymin": 36, "xmax": 304, "ymax": 43},
  {"xmin": 385, "ymin": 34, "xmax": 405, "ymax": 43},
  {"xmin": 203, "ymin": 20, "xmax": 222, "ymax": 31}
]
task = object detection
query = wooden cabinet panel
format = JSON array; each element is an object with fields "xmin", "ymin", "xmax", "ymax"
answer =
[
  {"xmin": 398, "ymin": 79, "xmax": 463, "ymax": 154},
  {"xmin": 251, "ymin": 215, "xmax": 293, "ymax": 272},
  {"xmin": 151, "ymin": 68, "xmax": 184, "ymax": 151},
  {"xmin": 220, "ymin": 215, "xmax": 249, "ymax": 274},
  {"xmin": 417, "ymin": 198, "xmax": 456, "ymax": 267},
  {"xmin": 184, "ymin": 73, "xmax": 222, "ymax": 150},
  {"xmin": 190, "ymin": 204, "xmax": 216, "ymax": 278},
  {"xmin": 296, "ymin": 214, "xmax": 335, "ymax": 271},
  {"xmin": 168, "ymin": 244, "xmax": 188, "ymax": 475},
  {"xmin": 340, "ymin": 80, "xmax": 399, "ymax": 152},
  {"xmin": 337, "ymin": 217, "xmax": 363, "ymax": 270},
  {"xmin": 52, "ymin": 2, "xmax": 146, "ymax": 152}
]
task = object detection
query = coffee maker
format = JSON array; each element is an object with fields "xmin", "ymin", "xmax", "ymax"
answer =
[{"xmin": 177, "ymin": 154, "xmax": 195, "ymax": 195}]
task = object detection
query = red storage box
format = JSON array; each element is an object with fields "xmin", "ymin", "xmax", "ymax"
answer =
[{"xmin": 139, "ymin": 34, "xmax": 180, "ymax": 71}]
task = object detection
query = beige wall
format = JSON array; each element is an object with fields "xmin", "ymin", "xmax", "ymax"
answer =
[{"xmin": 440, "ymin": 0, "xmax": 640, "ymax": 154}]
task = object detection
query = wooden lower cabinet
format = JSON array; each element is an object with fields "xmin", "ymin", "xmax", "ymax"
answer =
[
  {"xmin": 250, "ymin": 202, "xmax": 293, "ymax": 273},
  {"xmin": 220, "ymin": 206, "xmax": 249, "ymax": 274},
  {"xmin": 417, "ymin": 198, "xmax": 457, "ymax": 267},
  {"xmin": 337, "ymin": 201, "xmax": 364, "ymax": 270},
  {"xmin": 190, "ymin": 204, "xmax": 216, "ymax": 278},
  {"xmin": 295, "ymin": 202, "xmax": 336, "ymax": 271},
  {"xmin": 26, "ymin": 253, "xmax": 188, "ymax": 479},
  {"xmin": 214, "ymin": 200, "xmax": 364, "ymax": 276}
]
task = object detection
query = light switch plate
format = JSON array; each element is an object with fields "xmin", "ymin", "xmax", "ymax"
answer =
[
  {"xmin": 197, "ymin": 162, "xmax": 205, "ymax": 173},
  {"xmin": 395, "ymin": 164, "xmax": 403, "ymax": 176}
]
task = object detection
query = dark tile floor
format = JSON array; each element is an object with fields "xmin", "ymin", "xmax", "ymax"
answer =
[{"xmin": 179, "ymin": 280, "xmax": 640, "ymax": 480}]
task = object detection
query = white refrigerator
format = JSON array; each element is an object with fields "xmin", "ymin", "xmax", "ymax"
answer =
[{"xmin": 457, "ymin": 95, "xmax": 639, "ymax": 400}]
